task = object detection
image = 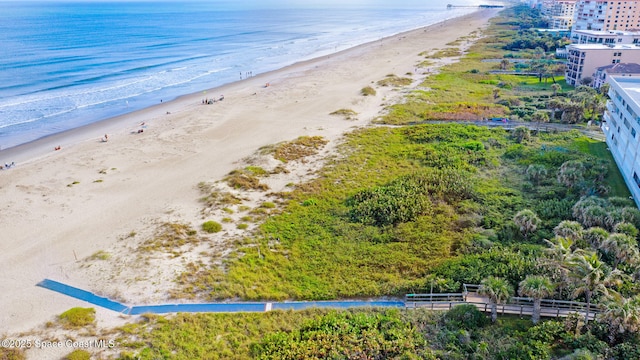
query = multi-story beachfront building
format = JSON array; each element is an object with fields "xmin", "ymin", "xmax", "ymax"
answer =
[
  {"xmin": 571, "ymin": 29, "xmax": 640, "ymax": 44},
  {"xmin": 573, "ymin": 0, "xmax": 640, "ymax": 31},
  {"xmin": 593, "ymin": 62, "xmax": 640, "ymax": 88},
  {"xmin": 602, "ymin": 75, "xmax": 640, "ymax": 207},
  {"xmin": 565, "ymin": 43, "xmax": 640, "ymax": 85},
  {"xmin": 542, "ymin": 0, "xmax": 578, "ymax": 29}
]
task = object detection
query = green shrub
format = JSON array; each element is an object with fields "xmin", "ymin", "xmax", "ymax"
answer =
[
  {"xmin": 237, "ymin": 223, "xmax": 249, "ymax": 230},
  {"xmin": 444, "ymin": 304, "xmax": 489, "ymax": 330},
  {"xmin": 0, "ymin": 348, "xmax": 26, "ymax": 360},
  {"xmin": 361, "ymin": 86, "xmax": 376, "ymax": 96},
  {"xmin": 58, "ymin": 307, "xmax": 95, "ymax": 329},
  {"xmin": 202, "ymin": 221, "xmax": 222, "ymax": 233},
  {"xmin": 65, "ymin": 349, "xmax": 91, "ymax": 360},
  {"xmin": 347, "ymin": 170, "xmax": 474, "ymax": 226},
  {"xmin": 261, "ymin": 202, "xmax": 276, "ymax": 209}
]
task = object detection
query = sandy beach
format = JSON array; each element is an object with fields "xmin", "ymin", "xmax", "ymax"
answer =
[{"xmin": 0, "ymin": 8, "xmax": 499, "ymax": 352}]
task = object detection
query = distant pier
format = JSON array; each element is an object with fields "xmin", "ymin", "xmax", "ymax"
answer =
[{"xmin": 447, "ymin": 4, "xmax": 504, "ymax": 8}]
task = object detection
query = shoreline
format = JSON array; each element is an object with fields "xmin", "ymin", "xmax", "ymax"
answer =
[
  {"xmin": 0, "ymin": 8, "xmax": 500, "ymax": 347},
  {"xmin": 0, "ymin": 10, "xmax": 484, "ymax": 166}
]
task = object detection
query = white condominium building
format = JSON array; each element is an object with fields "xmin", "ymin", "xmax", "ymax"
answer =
[
  {"xmin": 573, "ymin": 0, "xmax": 640, "ymax": 31},
  {"xmin": 571, "ymin": 29, "xmax": 640, "ymax": 44},
  {"xmin": 602, "ymin": 75, "xmax": 640, "ymax": 207}
]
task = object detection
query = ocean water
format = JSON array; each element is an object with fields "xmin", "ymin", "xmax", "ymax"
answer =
[{"xmin": 0, "ymin": 0, "xmax": 485, "ymax": 149}]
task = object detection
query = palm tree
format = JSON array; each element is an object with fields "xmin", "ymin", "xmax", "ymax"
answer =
[
  {"xmin": 512, "ymin": 126, "xmax": 530, "ymax": 143},
  {"xmin": 554, "ymin": 220, "xmax": 584, "ymax": 242},
  {"xmin": 600, "ymin": 233, "xmax": 640, "ymax": 270},
  {"xmin": 567, "ymin": 251, "xmax": 624, "ymax": 323},
  {"xmin": 544, "ymin": 236, "xmax": 576, "ymax": 298},
  {"xmin": 557, "ymin": 160, "xmax": 585, "ymax": 188},
  {"xmin": 500, "ymin": 59, "xmax": 510, "ymax": 70},
  {"xmin": 513, "ymin": 209, "xmax": 540, "ymax": 240},
  {"xmin": 601, "ymin": 295, "xmax": 640, "ymax": 344},
  {"xmin": 479, "ymin": 276, "xmax": 514, "ymax": 323},
  {"xmin": 519, "ymin": 275, "xmax": 556, "ymax": 324},
  {"xmin": 525, "ymin": 164, "xmax": 547, "ymax": 185},
  {"xmin": 531, "ymin": 110, "xmax": 549, "ymax": 131},
  {"xmin": 584, "ymin": 227, "xmax": 609, "ymax": 249},
  {"xmin": 547, "ymin": 97, "xmax": 566, "ymax": 121}
]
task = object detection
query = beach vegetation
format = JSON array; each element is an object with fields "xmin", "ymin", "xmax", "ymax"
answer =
[
  {"xmin": 199, "ymin": 187, "xmax": 243, "ymax": 208},
  {"xmin": 271, "ymin": 136, "xmax": 328, "ymax": 162},
  {"xmin": 65, "ymin": 350, "xmax": 91, "ymax": 360},
  {"xmin": 330, "ymin": 108, "xmax": 358, "ymax": 119},
  {"xmin": 58, "ymin": 307, "xmax": 96, "ymax": 329},
  {"xmin": 139, "ymin": 222, "xmax": 201, "ymax": 253},
  {"xmin": 221, "ymin": 217, "xmax": 233, "ymax": 223},
  {"xmin": 225, "ymin": 169, "xmax": 269, "ymax": 191},
  {"xmin": 244, "ymin": 166, "xmax": 268, "ymax": 177},
  {"xmin": 379, "ymin": 6, "xmax": 579, "ymax": 125},
  {"xmin": 0, "ymin": 348, "xmax": 26, "ymax": 360},
  {"xmin": 270, "ymin": 165, "xmax": 290, "ymax": 174},
  {"xmin": 172, "ymin": 123, "xmax": 628, "ymax": 302},
  {"xmin": 202, "ymin": 221, "xmax": 222, "ymax": 234},
  {"xmin": 222, "ymin": 207, "xmax": 234, "ymax": 214},
  {"xmin": 377, "ymin": 74, "xmax": 413, "ymax": 87},
  {"xmin": 237, "ymin": 223, "xmax": 249, "ymax": 230},
  {"xmin": 360, "ymin": 86, "xmax": 377, "ymax": 96},
  {"xmin": 89, "ymin": 250, "xmax": 111, "ymax": 261},
  {"xmin": 261, "ymin": 202, "xmax": 276, "ymax": 209},
  {"xmin": 112, "ymin": 305, "xmax": 640, "ymax": 359},
  {"xmin": 429, "ymin": 48, "xmax": 462, "ymax": 58}
]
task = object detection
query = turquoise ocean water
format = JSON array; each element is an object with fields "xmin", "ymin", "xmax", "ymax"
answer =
[{"xmin": 0, "ymin": 0, "xmax": 484, "ymax": 149}]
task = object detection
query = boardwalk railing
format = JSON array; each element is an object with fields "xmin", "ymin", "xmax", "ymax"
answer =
[{"xmin": 408, "ymin": 285, "xmax": 601, "ymax": 320}]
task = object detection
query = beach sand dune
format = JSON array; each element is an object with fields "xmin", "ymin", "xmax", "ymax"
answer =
[{"xmin": 0, "ymin": 10, "xmax": 498, "ymax": 340}]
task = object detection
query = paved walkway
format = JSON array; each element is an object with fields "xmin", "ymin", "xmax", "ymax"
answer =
[{"xmin": 37, "ymin": 279, "xmax": 404, "ymax": 315}]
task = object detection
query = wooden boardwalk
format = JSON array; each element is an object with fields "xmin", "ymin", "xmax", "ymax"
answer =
[{"xmin": 405, "ymin": 285, "xmax": 599, "ymax": 321}]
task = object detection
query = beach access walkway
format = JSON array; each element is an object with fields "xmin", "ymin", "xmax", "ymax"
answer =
[{"xmin": 37, "ymin": 279, "xmax": 599, "ymax": 320}]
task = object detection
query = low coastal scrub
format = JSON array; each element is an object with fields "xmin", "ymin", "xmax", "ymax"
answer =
[
  {"xmin": 58, "ymin": 307, "xmax": 95, "ymax": 329},
  {"xmin": 172, "ymin": 123, "xmax": 628, "ymax": 302},
  {"xmin": 225, "ymin": 169, "xmax": 269, "ymax": 191},
  {"xmin": 65, "ymin": 350, "xmax": 91, "ymax": 360},
  {"xmin": 382, "ymin": 7, "xmax": 572, "ymax": 124},
  {"xmin": 113, "ymin": 307, "xmax": 636, "ymax": 359},
  {"xmin": 202, "ymin": 221, "xmax": 222, "ymax": 233},
  {"xmin": 360, "ymin": 86, "xmax": 376, "ymax": 96},
  {"xmin": 376, "ymin": 74, "xmax": 412, "ymax": 87},
  {"xmin": 199, "ymin": 186, "xmax": 243, "ymax": 208},
  {"xmin": 429, "ymin": 47, "xmax": 462, "ymax": 58},
  {"xmin": 271, "ymin": 136, "xmax": 328, "ymax": 162},
  {"xmin": 139, "ymin": 222, "xmax": 200, "ymax": 254},
  {"xmin": 329, "ymin": 108, "xmax": 358, "ymax": 120}
]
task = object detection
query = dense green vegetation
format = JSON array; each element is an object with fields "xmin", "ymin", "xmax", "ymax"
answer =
[
  {"xmin": 381, "ymin": 6, "xmax": 598, "ymax": 124},
  {"xmin": 114, "ymin": 305, "xmax": 638, "ymax": 359}
]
